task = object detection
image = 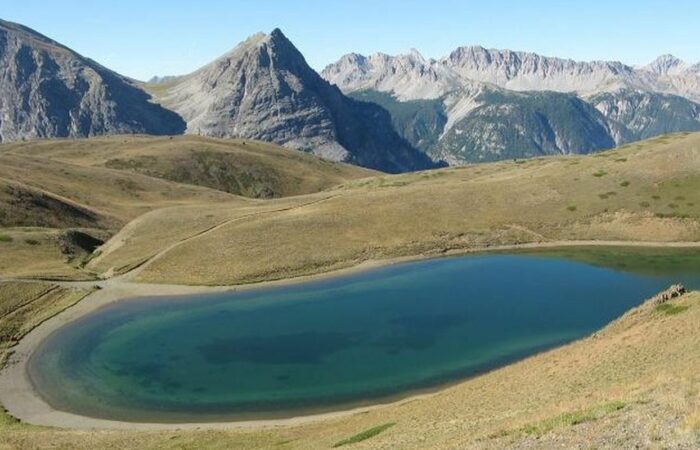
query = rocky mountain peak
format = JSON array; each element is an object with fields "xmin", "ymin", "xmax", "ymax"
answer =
[
  {"xmin": 645, "ymin": 54, "xmax": 687, "ymax": 75},
  {"xmin": 0, "ymin": 19, "xmax": 185, "ymax": 143},
  {"xmin": 153, "ymin": 30, "xmax": 437, "ymax": 172}
]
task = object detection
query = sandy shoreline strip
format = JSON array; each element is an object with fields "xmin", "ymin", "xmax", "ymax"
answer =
[{"xmin": 1, "ymin": 239, "xmax": 700, "ymax": 431}]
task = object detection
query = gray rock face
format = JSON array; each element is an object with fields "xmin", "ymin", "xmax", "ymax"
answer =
[
  {"xmin": 324, "ymin": 46, "xmax": 700, "ymax": 102},
  {"xmin": 0, "ymin": 20, "xmax": 185, "ymax": 143},
  {"xmin": 587, "ymin": 90, "xmax": 700, "ymax": 144},
  {"xmin": 154, "ymin": 29, "xmax": 437, "ymax": 173}
]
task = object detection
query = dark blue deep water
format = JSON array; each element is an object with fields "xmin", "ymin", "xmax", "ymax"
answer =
[{"xmin": 29, "ymin": 253, "xmax": 700, "ymax": 422}]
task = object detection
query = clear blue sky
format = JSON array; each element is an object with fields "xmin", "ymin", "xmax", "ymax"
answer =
[{"xmin": 3, "ymin": 0, "xmax": 699, "ymax": 81}]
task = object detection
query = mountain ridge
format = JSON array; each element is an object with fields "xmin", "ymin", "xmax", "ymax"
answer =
[
  {"xmin": 323, "ymin": 45, "xmax": 700, "ymax": 101},
  {"xmin": 323, "ymin": 45, "xmax": 700, "ymax": 163},
  {"xmin": 0, "ymin": 19, "xmax": 185, "ymax": 143}
]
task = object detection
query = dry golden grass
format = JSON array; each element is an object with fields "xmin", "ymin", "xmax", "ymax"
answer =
[
  {"xmin": 0, "ymin": 281, "xmax": 95, "ymax": 366},
  {"xmin": 0, "ymin": 135, "xmax": 373, "ymax": 280},
  {"xmin": 1, "ymin": 133, "xmax": 700, "ymax": 448},
  {"xmin": 101, "ymin": 132, "xmax": 700, "ymax": 285},
  {"xmin": 87, "ymin": 196, "xmax": 319, "ymax": 276},
  {"xmin": 0, "ymin": 228, "xmax": 97, "ymax": 280},
  {"xmin": 1, "ymin": 289, "xmax": 698, "ymax": 449},
  {"xmin": 0, "ymin": 135, "xmax": 376, "ymax": 199}
]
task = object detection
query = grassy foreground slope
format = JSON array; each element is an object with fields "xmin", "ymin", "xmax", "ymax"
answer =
[
  {"xmin": 1, "ymin": 287, "xmax": 698, "ymax": 449},
  {"xmin": 93, "ymin": 132, "xmax": 700, "ymax": 285}
]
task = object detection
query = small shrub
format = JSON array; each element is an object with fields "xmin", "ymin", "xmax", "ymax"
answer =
[
  {"xmin": 567, "ymin": 205, "xmax": 577, "ymax": 212},
  {"xmin": 24, "ymin": 239, "xmax": 40, "ymax": 246},
  {"xmin": 0, "ymin": 234, "xmax": 12, "ymax": 243},
  {"xmin": 333, "ymin": 423, "xmax": 396, "ymax": 447},
  {"xmin": 675, "ymin": 196, "xmax": 686, "ymax": 201},
  {"xmin": 592, "ymin": 170, "xmax": 608, "ymax": 177},
  {"xmin": 668, "ymin": 203, "xmax": 679, "ymax": 209},
  {"xmin": 639, "ymin": 202, "xmax": 651, "ymax": 208},
  {"xmin": 620, "ymin": 181, "xmax": 631, "ymax": 187},
  {"xmin": 652, "ymin": 195, "xmax": 661, "ymax": 200},
  {"xmin": 615, "ymin": 158, "xmax": 628, "ymax": 162}
]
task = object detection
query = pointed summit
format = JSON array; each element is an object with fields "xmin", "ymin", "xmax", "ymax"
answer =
[
  {"xmin": 646, "ymin": 54, "xmax": 687, "ymax": 75},
  {"xmin": 153, "ymin": 30, "xmax": 437, "ymax": 173},
  {"xmin": 269, "ymin": 28, "xmax": 286, "ymax": 40}
]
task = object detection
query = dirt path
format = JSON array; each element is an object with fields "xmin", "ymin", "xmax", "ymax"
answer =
[{"xmin": 119, "ymin": 194, "xmax": 340, "ymax": 281}]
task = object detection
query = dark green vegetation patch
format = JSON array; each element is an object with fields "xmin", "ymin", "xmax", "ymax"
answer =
[
  {"xmin": 655, "ymin": 303, "xmax": 690, "ymax": 316},
  {"xmin": 516, "ymin": 247, "xmax": 700, "ymax": 276},
  {"xmin": 333, "ymin": 423, "xmax": 396, "ymax": 447}
]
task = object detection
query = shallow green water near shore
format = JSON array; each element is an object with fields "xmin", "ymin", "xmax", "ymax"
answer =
[{"xmin": 29, "ymin": 251, "xmax": 700, "ymax": 423}]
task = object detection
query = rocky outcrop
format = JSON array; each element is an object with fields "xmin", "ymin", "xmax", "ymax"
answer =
[
  {"xmin": 0, "ymin": 19, "xmax": 185, "ymax": 143},
  {"xmin": 649, "ymin": 285, "xmax": 687, "ymax": 306}
]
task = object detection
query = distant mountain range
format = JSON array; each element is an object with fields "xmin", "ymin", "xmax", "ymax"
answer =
[
  {"xmin": 1, "ymin": 18, "xmax": 699, "ymax": 170},
  {"xmin": 322, "ymin": 48, "xmax": 700, "ymax": 163}
]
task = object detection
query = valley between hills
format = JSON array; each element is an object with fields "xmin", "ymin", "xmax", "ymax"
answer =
[{"xmin": 0, "ymin": 132, "xmax": 699, "ymax": 449}]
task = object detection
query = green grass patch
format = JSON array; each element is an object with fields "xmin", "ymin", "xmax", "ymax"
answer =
[
  {"xmin": 514, "ymin": 246, "xmax": 700, "ymax": 276},
  {"xmin": 0, "ymin": 234, "xmax": 12, "ymax": 243},
  {"xmin": 655, "ymin": 303, "xmax": 690, "ymax": 316},
  {"xmin": 615, "ymin": 158, "xmax": 628, "ymax": 162},
  {"xmin": 333, "ymin": 423, "xmax": 396, "ymax": 447},
  {"xmin": 520, "ymin": 401, "xmax": 626, "ymax": 437},
  {"xmin": 79, "ymin": 250, "xmax": 103, "ymax": 268},
  {"xmin": 592, "ymin": 170, "xmax": 608, "ymax": 177}
]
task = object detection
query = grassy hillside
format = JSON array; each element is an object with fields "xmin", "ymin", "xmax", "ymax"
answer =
[
  {"xmin": 0, "ymin": 135, "xmax": 374, "ymax": 280},
  {"xmin": 1, "ymin": 285, "xmax": 698, "ymax": 449},
  {"xmin": 89, "ymin": 132, "xmax": 700, "ymax": 285},
  {"xmin": 0, "ymin": 135, "xmax": 377, "ymax": 200},
  {"xmin": 0, "ymin": 281, "xmax": 96, "ymax": 366},
  {"xmin": 1, "ymin": 133, "xmax": 699, "ymax": 448}
]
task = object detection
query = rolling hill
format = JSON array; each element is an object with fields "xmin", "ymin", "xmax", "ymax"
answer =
[
  {"xmin": 85, "ymin": 132, "xmax": 700, "ymax": 285},
  {"xmin": 0, "ymin": 135, "xmax": 375, "ymax": 279}
]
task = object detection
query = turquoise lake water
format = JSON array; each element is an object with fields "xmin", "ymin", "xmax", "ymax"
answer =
[{"xmin": 28, "ymin": 253, "xmax": 700, "ymax": 422}]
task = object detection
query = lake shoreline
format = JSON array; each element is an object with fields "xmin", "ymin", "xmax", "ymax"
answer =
[{"xmin": 1, "ymin": 240, "xmax": 700, "ymax": 431}]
